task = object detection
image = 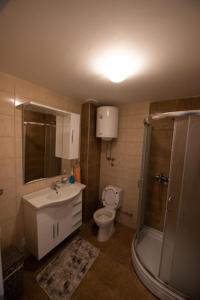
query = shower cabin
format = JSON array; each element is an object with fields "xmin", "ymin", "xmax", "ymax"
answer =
[{"xmin": 132, "ymin": 111, "xmax": 200, "ymax": 300}]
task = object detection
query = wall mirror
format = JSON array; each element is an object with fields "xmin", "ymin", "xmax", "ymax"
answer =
[{"xmin": 22, "ymin": 102, "xmax": 73, "ymax": 184}]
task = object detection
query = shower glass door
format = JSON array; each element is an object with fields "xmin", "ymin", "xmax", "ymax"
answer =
[
  {"xmin": 159, "ymin": 116, "xmax": 200, "ymax": 299},
  {"xmin": 144, "ymin": 117, "xmax": 174, "ymax": 232},
  {"xmin": 136, "ymin": 122, "xmax": 151, "ymax": 237}
]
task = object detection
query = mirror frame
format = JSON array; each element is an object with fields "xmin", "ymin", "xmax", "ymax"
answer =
[{"xmin": 19, "ymin": 101, "xmax": 71, "ymax": 184}]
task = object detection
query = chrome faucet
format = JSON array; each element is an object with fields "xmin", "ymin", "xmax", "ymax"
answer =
[
  {"xmin": 51, "ymin": 181, "xmax": 61, "ymax": 194},
  {"xmin": 154, "ymin": 173, "xmax": 169, "ymax": 185},
  {"xmin": 61, "ymin": 176, "xmax": 68, "ymax": 184}
]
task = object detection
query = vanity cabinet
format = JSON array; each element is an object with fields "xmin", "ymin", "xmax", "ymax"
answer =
[{"xmin": 24, "ymin": 192, "xmax": 82, "ymax": 260}]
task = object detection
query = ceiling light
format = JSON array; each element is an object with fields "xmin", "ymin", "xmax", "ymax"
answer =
[{"xmin": 95, "ymin": 49, "xmax": 143, "ymax": 83}]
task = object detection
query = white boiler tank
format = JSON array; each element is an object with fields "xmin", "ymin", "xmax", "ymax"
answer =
[{"xmin": 96, "ymin": 106, "xmax": 119, "ymax": 141}]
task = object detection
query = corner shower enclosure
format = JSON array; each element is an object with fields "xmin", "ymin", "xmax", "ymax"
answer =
[{"xmin": 132, "ymin": 111, "xmax": 200, "ymax": 300}]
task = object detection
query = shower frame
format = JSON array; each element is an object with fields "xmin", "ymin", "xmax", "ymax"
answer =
[{"xmin": 132, "ymin": 110, "xmax": 200, "ymax": 300}]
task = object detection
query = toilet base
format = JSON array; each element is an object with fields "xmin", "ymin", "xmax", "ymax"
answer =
[{"xmin": 97, "ymin": 222, "xmax": 115, "ymax": 242}]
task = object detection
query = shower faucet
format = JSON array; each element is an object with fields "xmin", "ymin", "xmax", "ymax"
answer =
[{"xmin": 154, "ymin": 173, "xmax": 169, "ymax": 185}]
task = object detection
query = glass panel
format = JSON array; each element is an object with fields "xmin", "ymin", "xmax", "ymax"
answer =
[
  {"xmin": 24, "ymin": 109, "xmax": 63, "ymax": 183},
  {"xmin": 169, "ymin": 116, "xmax": 200, "ymax": 299},
  {"xmin": 136, "ymin": 123, "xmax": 151, "ymax": 236},
  {"xmin": 25, "ymin": 123, "xmax": 46, "ymax": 182},
  {"xmin": 159, "ymin": 117, "xmax": 188, "ymax": 283},
  {"xmin": 44, "ymin": 125, "xmax": 61, "ymax": 178},
  {"xmin": 137, "ymin": 114, "xmax": 200, "ymax": 298},
  {"xmin": 144, "ymin": 117, "xmax": 174, "ymax": 231}
]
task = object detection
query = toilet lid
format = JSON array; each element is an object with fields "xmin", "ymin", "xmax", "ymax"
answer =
[{"xmin": 102, "ymin": 186, "xmax": 119, "ymax": 208}]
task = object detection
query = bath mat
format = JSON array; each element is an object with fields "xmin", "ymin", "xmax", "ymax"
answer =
[{"xmin": 36, "ymin": 237, "xmax": 100, "ymax": 300}]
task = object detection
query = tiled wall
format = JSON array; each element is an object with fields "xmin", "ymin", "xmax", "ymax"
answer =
[
  {"xmin": 0, "ymin": 72, "xmax": 81, "ymax": 250},
  {"xmin": 80, "ymin": 103, "xmax": 101, "ymax": 221},
  {"xmin": 99, "ymin": 102, "xmax": 150, "ymax": 229}
]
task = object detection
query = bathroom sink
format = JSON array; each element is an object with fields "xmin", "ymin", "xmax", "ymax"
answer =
[
  {"xmin": 46, "ymin": 185, "xmax": 80, "ymax": 201},
  {"xmin": 46, "ymin": 191, "xmax": 62, "ymax": 200},
  {"xmin": 23, "ymin": 182, "xmax": 86, "ymax": 210}
]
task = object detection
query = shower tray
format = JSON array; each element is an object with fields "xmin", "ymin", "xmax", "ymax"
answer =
[{"xmin": 132, "ymin": 227, "xmax": 186, "ymax": 300}]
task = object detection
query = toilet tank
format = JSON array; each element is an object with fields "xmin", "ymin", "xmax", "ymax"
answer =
[{"xmin": 96, "ymin": 106, "xmax": 119, "ymax": 141}]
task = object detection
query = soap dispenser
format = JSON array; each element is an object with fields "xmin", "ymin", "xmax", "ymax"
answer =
[{"xmin": 69, "ymin": 170, "xmax": 75, "ymax": 184}]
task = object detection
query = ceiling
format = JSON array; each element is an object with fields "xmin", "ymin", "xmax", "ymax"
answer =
[{"xmin": 0, "ymin": 0, "xmax": 200, "ymax": 103}]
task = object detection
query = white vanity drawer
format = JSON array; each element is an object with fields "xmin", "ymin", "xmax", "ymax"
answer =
[
  {"xmin": 72, "ymin": 210, "xmax": 82, "ymax": 225},
  {"xmin": 72, "ymin": 193, "xmax": 82, "ymax": 205},
  {"xmin": 72, "ymin": 220, "xmax": 82, "ymax": 231},
  {"xmin": 72, "ymin": 193, "xmax": 82, "ymax": 214},
  {"xmin": 72, "ymin": 202, "xmax": 82, "ymax": 215}
]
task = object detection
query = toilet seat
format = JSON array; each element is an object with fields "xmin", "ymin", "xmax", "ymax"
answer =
[
  {"xmin": 102, "ymin": 185, "xmax": 121, "ymax": 209},
  {"xmin": 94, "ymin": 207, "xmax": 115, "ymax": 223}
]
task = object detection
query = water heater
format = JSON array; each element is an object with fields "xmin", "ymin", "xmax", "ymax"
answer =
[{"xmin": 96, "ymin": 106, "xmax": 119, "ymax": 141}]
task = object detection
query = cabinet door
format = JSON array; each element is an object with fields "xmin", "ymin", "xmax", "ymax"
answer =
[
  {"xmin": 60, "ymin": 113, "xmax": 80, "ymax": 159},
  {"xmin": 68, "ymin": 113, "xmax": 80, "ymax": 159},
  {"xmin": 37, "ymin": 207, "xmax": 56, "ymax": 259},
  {"xmin": 55, "ymin": 201, "xmax": 73, "ymax": 245}
]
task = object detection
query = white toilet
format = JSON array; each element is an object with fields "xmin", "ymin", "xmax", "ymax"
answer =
[{"xmin": 93, "ymin": 185, "xmax": 123, "ymax": 242}]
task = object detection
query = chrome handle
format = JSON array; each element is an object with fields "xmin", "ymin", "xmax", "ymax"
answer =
[
  {"xmin": 168, "ymin": 195, "xmax": 172, "ymax": 203},
  {"xmin": 167, "ymin": 195, "xmax": 174, "ymax": 212},
  {"xmin": 57, "ymin": 223, "xmax": 59, "ymax": 236},
  {"xmin": 53, "ymin": 224, "xmax": 55, "ymax": 239}
]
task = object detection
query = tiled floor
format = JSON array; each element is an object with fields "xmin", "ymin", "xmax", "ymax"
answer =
[{"xmin": 23, "ymin": 222, "xmax": 157, "ymax": 300}]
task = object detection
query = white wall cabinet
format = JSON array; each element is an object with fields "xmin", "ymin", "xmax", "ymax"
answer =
[
  {"xmin": 64, "ymin": 113, "xmax": 80, "ymax": 159},
  {"xmin": 24, "ymin": 192, "xmax": 82, "ymax": 260},
  {"xmin": 56, "ymin": 112, "xmax": 80, "ymax": 160}
]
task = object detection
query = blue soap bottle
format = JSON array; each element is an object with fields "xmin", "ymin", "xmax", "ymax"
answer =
[{"xmin": 69, "ymin": 171, "xmax": 75, "ymax": 184}]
